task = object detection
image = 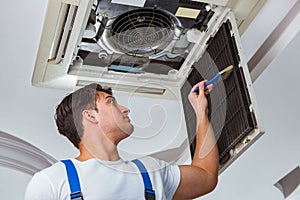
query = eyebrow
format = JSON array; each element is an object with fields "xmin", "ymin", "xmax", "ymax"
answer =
[{"xmin": 105, "ymin": 95, "xmax": 116, "ymax": 101}]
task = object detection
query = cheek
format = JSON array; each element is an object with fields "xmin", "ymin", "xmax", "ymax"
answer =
[
  {"xmin": 98, "ymin": 109, "xmax": 117, "ymax": 127},
  {"xmin": 111, "ymin": 105, "xmax": 123, "ymax": 118},
  {"xmin": 96, "ymin": 105, "xmax": 122, "ymax": 128},
  {"xmin": 99, "ymin": 111, "xmax": 112, "ymax": 122}
]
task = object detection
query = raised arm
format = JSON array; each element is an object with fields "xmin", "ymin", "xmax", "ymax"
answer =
[{"xmin": 173, "ymin": 81, "xmax": 219, "ymax": 200}]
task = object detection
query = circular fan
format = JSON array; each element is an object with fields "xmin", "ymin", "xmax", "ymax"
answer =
[{"xmin": 110, "ymin": 8, "xmax": 176, "ymax": 55}]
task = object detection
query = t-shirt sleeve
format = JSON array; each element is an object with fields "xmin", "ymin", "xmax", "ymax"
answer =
[
  {"xmin": 24, "ymin": 171, "xmax": 55, "ymax": 200},
  {"xmin": 162, "ymin": 163, "xmax": 181, "ymax": 199}
]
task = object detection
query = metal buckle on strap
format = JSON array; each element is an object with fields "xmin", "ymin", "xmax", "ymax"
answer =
[
  {"xmin": 70, "ymin": 191, "xmax": 84, "ymax": 200},
  {"xmin": 145, "ymin": 188, "xmax": 155, "ymax": 200}
]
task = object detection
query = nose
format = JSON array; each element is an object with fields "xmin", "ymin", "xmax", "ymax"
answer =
[{"xmin": 119, "ymin": 104, "xmax": 130, "ymax": 114}]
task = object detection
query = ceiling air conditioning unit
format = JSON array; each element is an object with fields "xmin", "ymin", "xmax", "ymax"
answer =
[{"xmin": 32, "ymin": 0, "xmax": 264, "ymax": 172}]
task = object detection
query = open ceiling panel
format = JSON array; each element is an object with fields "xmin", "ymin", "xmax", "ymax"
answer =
[
  {"xmin": 31, "ymin": 0, "xmax": 264, "ymax": 172},
  {"xmin": 180, "ymin": 16, "xmax": 263, "ymax": 173}
]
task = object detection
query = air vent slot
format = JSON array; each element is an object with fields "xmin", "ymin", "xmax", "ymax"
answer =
[
  {"xmin": 77, "ymin": 80, "xmax": 166, "ymax": 95},
  {"xmin": 53, "ymin": 4, "xmax": 78, "ymax": 64}
]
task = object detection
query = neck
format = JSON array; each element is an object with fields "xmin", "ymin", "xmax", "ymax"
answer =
[{"xmin": 76, "ymin": 131, "xmax": 121, "ymax": 162}]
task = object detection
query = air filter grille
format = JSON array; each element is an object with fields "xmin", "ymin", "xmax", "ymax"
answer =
[{"xmin": 181, "ymin": 21, "xmax": 256, "ymax": 163}]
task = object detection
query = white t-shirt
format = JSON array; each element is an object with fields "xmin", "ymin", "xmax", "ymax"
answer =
[{"xmin": 24, "ymin": 156, "xmax": 180, "ymax": 200}]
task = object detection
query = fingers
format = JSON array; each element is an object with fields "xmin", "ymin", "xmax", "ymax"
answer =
[
  {"xmin": 191, "ymin": 80, "xmax": 213, "ymax": 95},
  {"xmin": 204, "ymin": 82, "xmax": 213, "ymax": 95},
  {"xmin": 191, "ymin": 81, "xmax": 204, "ymax": 94}
]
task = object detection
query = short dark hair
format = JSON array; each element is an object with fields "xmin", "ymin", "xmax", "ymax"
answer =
[{"xmin": 55, "ymin": 83, "xmax": 112, "ymax": 149}]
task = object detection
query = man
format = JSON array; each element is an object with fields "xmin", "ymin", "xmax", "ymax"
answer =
[{"xmin": 25, "ymin": 81, "xmax": 218, "ymax": 200}]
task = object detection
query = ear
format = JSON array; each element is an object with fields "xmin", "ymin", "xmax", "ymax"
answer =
[{"xmin": 82, "ymin": 110, "xmax": 98, "ymax": 124}]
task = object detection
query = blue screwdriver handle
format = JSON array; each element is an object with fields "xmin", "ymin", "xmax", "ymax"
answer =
[{"xmin": 193, "ymin": 73, "xmax": 221, "ymax": 93}]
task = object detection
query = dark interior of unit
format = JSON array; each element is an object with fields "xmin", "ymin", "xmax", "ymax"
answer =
[
  {"xmin": 77, "ymin": 50, "xmax": 186, "ymax": 74},
  {"xmin": 75, "ymin": 0, "xmax": 214, "ymax": 74},
  {"xmin": 180, "ymin": 20, "xmax": 257, "ymax": 164}
]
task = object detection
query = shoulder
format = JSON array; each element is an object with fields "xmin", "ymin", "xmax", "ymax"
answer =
[
  {"xmin": 34, "ymin": 161, "xmax": 67, "ymax": 182},
  {"xmin": 24, "ymin": 161, "xmax": 67, "ymax": 200},
  {"xmin": 30, "ymin": 161, "xmax": 65, "ymax": 182}
]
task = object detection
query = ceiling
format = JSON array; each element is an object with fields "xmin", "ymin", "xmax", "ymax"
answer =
[{"xmin": 0, "ymin": 0, "xmax": 300, "ymax": 199}]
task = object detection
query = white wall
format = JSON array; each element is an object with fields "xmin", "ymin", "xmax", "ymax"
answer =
[{"xmin": 0, "ymin": 0, "xmax": 77, "ymax": 159}]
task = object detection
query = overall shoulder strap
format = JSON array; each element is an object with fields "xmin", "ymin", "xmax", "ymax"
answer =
[
  {"xmin": 132, "ymin": 159, "xmax": 156, "ymax": 200},
  {"xmin": 61, "ymin": 159, "xmax": 84, "ymax": 200}
]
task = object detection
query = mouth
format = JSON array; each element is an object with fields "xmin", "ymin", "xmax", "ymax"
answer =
[{"xmin": 123, "ymin": 115, "xmax": 131, "ymax": 122}]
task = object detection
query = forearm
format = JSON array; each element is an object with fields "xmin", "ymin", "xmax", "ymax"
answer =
[
  {"xmin": 191, "ymin": 112, "xmax": 219, "ymax": 178},
  {"xmin": 173, "ymin": 114, "xmax": 219, "ymax": 199}
]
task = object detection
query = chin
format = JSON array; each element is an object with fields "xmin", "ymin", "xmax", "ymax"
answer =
[
  {"xmin": 118, "ymin": 124, "xmax": 134, "ymax": 138},
  {"xmin": 126, "ymin": 125, "xmax": 134, "ymax": 136}
]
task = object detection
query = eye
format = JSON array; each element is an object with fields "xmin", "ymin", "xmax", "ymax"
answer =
[{"xmin": 109, "ymin": 97, "xmax": 117, "ymax": 105}]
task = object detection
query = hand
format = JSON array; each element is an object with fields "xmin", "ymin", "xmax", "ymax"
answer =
[{"xmin": 188, "ymin": 81, "xmax": 213, "ymax": 117}]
